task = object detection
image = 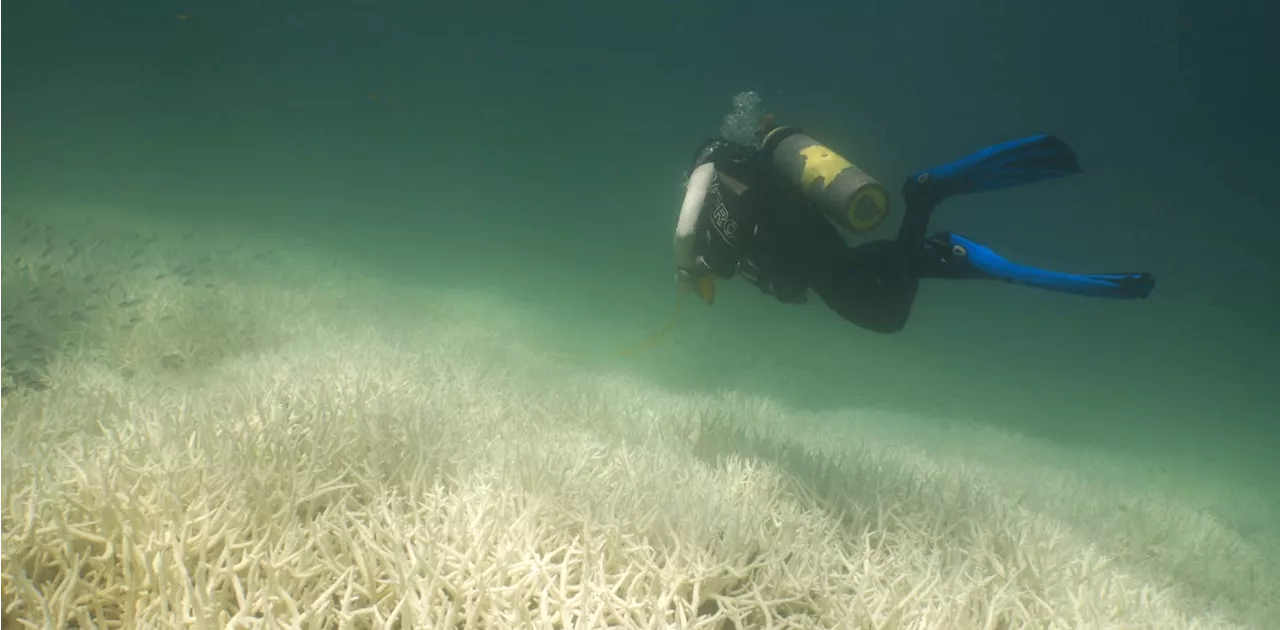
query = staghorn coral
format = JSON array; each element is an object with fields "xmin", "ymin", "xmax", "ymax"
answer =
[{"xmin": 1, "ymin": 201, "xmax": 1277, "ymax": 629}]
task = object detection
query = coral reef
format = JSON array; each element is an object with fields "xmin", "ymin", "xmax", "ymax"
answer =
[{"xmin": 2, "ymin": 201, "xmax": 1276, "ymax": 628}]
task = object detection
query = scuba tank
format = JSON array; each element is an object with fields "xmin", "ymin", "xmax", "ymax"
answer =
[{"xmin": 758, "ymin": 125, "xmax": 891, "ymax": 234}]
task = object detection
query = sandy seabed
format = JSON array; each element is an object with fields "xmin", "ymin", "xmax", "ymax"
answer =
[{"xmin": 2, "ymin": 201, "xmax": 1277, "ymax": 629}]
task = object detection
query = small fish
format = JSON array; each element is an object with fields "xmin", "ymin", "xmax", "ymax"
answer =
[{"xmin": 119, "ymin": 298, "xmax": 144, "ymax": 308}]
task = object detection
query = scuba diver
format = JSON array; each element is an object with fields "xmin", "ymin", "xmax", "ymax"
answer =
[{"xmin": 673, "ymin": 100, "xmax": 1156, "ymax": 334}]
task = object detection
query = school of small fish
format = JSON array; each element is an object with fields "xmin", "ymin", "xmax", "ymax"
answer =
[{"xmin": 2, "ymin": 204, "xmax": 258, "ymax": 395}]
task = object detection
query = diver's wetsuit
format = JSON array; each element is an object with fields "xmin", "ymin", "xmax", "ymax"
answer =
[
  {"xmin": 674, "ymin": 135, "xmax": 1155, "ymax": 334},
  {"xmin": 676, "ymin": 138, "xmax": 945, "ymax": 333}
]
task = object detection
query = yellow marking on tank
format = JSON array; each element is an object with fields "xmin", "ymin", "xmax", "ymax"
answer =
[
  {"xmin": 849, "ymin": 187, "xmax": 889, "ymax": 232},
  {"xmin": 799, "ymin": 145, "xmax": 854, "ymax": 190}
]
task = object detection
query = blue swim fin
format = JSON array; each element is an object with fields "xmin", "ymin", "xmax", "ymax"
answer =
[
  {"xmin": 905, "ymin": 134, "xmax": 1082, "ymax": 207},
  {"xmin": 928, "ymin": 233, "xmax": 1155, "ymax": 299}
]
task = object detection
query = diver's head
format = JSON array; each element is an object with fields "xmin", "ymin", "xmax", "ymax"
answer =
[
  {"xmin": 718, "ymin": 90, "xmax": 767, "ymax": 147},
  {"xmin": 681, "ymin": 91, "xmax": 770, "ymax": 188}
]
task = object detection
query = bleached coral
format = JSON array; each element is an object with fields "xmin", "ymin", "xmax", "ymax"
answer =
[{"xmin": 2, "ymin": 202, "xmax": 1276, "ymax": 629}]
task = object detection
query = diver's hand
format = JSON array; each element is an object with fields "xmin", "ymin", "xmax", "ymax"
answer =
[
  {"xmin": 674, "ymin": 266, "xmax": 702, "ymax": 290},
  {"xmin": 675, "ymin": 265, "xmax": 716, "ymax": 305}
]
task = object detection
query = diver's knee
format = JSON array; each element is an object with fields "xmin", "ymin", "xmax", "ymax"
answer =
[
  {"xmin": 864, "ymin": 313, "xmax": 908, "ymax": 334},
  {"xmin": 815, "ymin": 283, "xmax": 913, "ymax": 333},
  {"xmin": 834, "ymin": 305, "xmax": 909, "ymax": 333}
]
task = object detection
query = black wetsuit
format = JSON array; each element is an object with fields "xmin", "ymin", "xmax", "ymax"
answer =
[{"xmin": 689, "ymin": 138, "xmax": 956, "ymax": 334}]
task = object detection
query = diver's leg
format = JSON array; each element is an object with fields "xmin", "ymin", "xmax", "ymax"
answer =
[
  {"xmin": 897, "ymin": 135, "xmax": 1153, "ymax": 299},
  {"xmin": 904, "ymin": 134, "xmax": 1082, "ymax": 208},
  {"xmin": 896, "ymin": 134, "xmax": 1082, "ymax": 248},
  {"xmin": 919, "ymin": 232, "xmax": 1156, "ymax": 299},
  {"xmin": 809, "ymin": 240, "xmax": 920, "ymax": 333},
  {"xmin": 746, "ymin": 202, "xmax": 920, "ymax": 332}
]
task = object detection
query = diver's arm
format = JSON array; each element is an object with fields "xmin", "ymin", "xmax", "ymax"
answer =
[{"xmin": 675, "ymin": 162, "xmax": 715, "ymax": 271}]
